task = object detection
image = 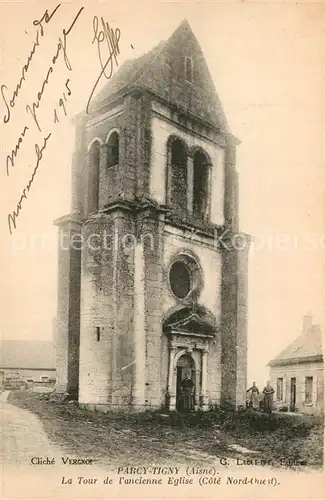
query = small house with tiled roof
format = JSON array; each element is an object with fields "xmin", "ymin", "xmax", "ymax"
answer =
[{"xmin": 268, "ymin": 315, "xmax": 323, "ymax": 414}]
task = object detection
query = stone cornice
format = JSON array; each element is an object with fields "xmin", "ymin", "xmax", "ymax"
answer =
[
  {"xmin": 54, "ymin": 206, "xmax": 251, "ymax": 252},
  {"xmin": 81, "ymin": 83, "xmax": 241, "ymax": 146},
  {"xmin": 269, "ymin": 354, "xmax": 323, "ymax": 367},
  {"xmin": 101, "ymin": 198, "xmax": 169, "ymax": 217},
  {"xmin": 54, "ymin": 213, "xmax": 84, "ymax": 231}
]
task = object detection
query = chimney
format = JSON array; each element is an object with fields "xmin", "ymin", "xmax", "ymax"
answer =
[
  {"xmin": 303, "ymin": 313, "xmax": 313, "ymax": 335},
  {"xmin": 311, "ymin": 324, "xmax": 321, "ymax": 337}
]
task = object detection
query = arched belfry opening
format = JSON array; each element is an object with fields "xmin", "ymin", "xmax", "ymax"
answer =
[
  {"xmin": 88, "ymin": 140, "xmax": 101, "ymax": 214},
  {"xmin": 167, "ymin": 137, "xmax": 188, "ymax": 215},
  {"xmin": 193, "ymin": 150, "xmax": 210, "ymax": 220},
  {"xmin": 106, "ymin": 130, "xmax": 119, "ymax": 167}
]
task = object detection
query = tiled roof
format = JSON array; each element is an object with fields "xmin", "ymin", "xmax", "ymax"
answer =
[
  {"xmin": 91, "ymin": 41, "xmax": 165, "ymax": 108},
  {"xmin": 0, "ymin": 340, "xmax": 55, "ymax": 370},
  {"xmin": 89, "ymin": 19, "xmax": 230, "ymax": 131},
  {"xmin": 269, "ymin": 325, "xmax": 323, "ymax": 366}
]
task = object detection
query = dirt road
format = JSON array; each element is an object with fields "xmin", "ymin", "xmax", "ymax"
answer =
[
  {"xmin": 1, "ymin": 391, "xmax": 323, "ymax": 500},
  {"xmin": 1, "ymin": 390, "xmax": 63, "ymax": 465}
]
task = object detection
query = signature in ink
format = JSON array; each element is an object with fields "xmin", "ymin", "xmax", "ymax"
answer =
[
  {"xmin": 26, "ymin": 6, "xmax": 84, "ymax": 132},
  {"xmin": 7, "ymin": 133, "xmax": 52, "ymax": 234},
  {"xmin": 86, "ymin": 16, "xmax": 121, "ymax": 114},
  {"xmin": 1, "ymin": 4, "xmax": 61, "ymax": 125}
]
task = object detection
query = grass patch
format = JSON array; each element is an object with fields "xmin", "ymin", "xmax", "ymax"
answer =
[{"xmin": 8, "ymin": 391, "xmax": 324, "ymax": 469}]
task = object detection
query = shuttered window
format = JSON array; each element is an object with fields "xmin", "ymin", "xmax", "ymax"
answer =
[
  {"xmin": 276, "ymin": 378, "xmax": 283, "ymax": 401},
  {"xmin": 305, "ymin": 376, "xmax": 313, "ymax": 404}
]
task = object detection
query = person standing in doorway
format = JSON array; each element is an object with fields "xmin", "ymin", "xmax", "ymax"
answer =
[
  {"xmin": 262, "ymin": 381, "xmax": 275, "ymax": 413},
  {"xmin": 181, "ymin": 374, "xmax": 194, "ymax": 411},
  {"xmin": 246, "ymin": 381, "xmax": 260, "ymax": 409}
]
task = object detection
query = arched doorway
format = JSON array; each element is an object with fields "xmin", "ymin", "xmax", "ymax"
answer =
[{"xmin": 176, "ymin": 353, "xmax": 195, "ymax": 411}]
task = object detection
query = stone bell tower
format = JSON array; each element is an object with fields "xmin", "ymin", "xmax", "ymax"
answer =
[{"xmin": 54, "ymin": 19, "xmax": 250, "ymax": 409}]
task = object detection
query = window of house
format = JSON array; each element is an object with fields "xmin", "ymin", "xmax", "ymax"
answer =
[
  {"xmin": 107, "ymin": 131, "xmax": 119, "ymax": 167},
  {"xmin": 276, "ymin": 377, "xmax": 283, "ymax": 401},
  {"xmin": 88, "ymin": 140, "xmax": 101, "ymax": 213},
  {"xmin": 305, "ymin": 376, "xmax": 313, "ymax": 403},
  {"xmin": 193, "ymin": 150, "xmax": 209, "ymax": 220},
  {"xmin": 185, "ymin": 57, "xmax": 193, "ymax": 83},
  {"xmin": 168, "ymin": 138, "xmax": 188, "ymax": 215}
]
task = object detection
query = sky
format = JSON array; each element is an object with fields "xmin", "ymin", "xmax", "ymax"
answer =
[{"xmin": 1, "ymin": 1, "xmax": 324, "ymax": 388}]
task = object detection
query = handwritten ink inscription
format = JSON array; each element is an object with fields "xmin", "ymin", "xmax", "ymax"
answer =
[
  {"xmin": 2, "ymin": 5, "xmax": 84, "ymax": 234},
  {"xmin": 7, "ymin": 133, "xmax": 52, "ymax": 233},
  {"xmin": 2, "ymin": 7, "xmax": 123, "ymax": 234},
  {"xmin": 1, "ymin": 4, "xmax": 61, "ymax": 125},
  {"xmin": 26, "ymin": 7, "xmax": 83, "ymax": 133}
]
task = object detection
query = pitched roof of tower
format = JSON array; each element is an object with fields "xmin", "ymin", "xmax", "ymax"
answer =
[
  {"xmin": 268, "ymin": 324, "xmax": 323, "ymax": 366},
  {"xmin": 89, "ymin": 19, "xmax": 230, "ymax": 132},
  {"xmin": 91, "ymin": 40, "xmax": 166, "ymax": 104}
]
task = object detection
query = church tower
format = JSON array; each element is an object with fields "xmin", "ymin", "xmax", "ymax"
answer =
[{"xmin": 55, "ymin": 20, "xmax": 250, "ymax": 409}]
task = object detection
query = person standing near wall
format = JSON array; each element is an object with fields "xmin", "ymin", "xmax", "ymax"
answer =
[
  {"xmin": 181, "ymin": 374, "xmax": 194, "ymax": 411},
  {"xmin": 262, "ymin": 381, "xmax": 275, "ymax": 413},
  {"xmin": 247, "ymin": 381, "xmax": 260, "ymax": 409}
]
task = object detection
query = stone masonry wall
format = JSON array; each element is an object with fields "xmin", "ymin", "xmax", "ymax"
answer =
[
  {"xmin": 220, "ymin": 144, "xmax": 249, "ymax": 407},
  {"xmin": 162, "ymin": 229, "xmax": 222, "ymax": 404},
  {"xmin": 79, "ymin": 216, "xmax": 115, "ymax": 404},
  {"xmin": 55, "ymin": 221, "xmax": 81, "ymax": 398},
  {"xmin": 141, "ymin": 209, "xmax": 165, "ymax": 406},
  {"xmin": 79, "ymin": 210, "xmax": 136, "ymax": 406}
]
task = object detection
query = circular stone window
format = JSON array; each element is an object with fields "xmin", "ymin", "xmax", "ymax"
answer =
[{"xmin": 169, "ymin": 261, "xmax": 192, "ymax": 299}]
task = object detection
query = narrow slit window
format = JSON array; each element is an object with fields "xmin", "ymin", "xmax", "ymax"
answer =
[
  {"xmin": 185, "ymin": 57, "xmax": 193, "ymax": 83},
  {"xmin": 96, "ymin": 326, "xmax": 101, "ymax": 342}
]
